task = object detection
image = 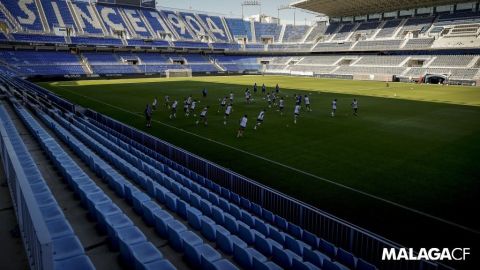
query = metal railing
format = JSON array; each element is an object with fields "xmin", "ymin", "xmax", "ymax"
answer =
[
  {"xmin": 14, "ymin": 76, "xmax": 450, "ymax": 270},
  {"xmin": 0, "ymin": 116, "xmax": 53, "ymax": 270}
]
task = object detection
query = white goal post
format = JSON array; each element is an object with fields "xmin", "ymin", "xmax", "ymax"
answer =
[{"xmin": 165, "ymin": 69, "xmax": 192, "ymax": 78}]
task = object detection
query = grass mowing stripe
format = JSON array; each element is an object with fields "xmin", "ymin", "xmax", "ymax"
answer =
[{"xmin": 54, "ymin": 84, "xmax": 480, "ymax": 235}]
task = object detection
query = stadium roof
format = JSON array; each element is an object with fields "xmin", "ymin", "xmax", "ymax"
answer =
[{"xmin": 291, "ymin": 0, "xmax": 475, "ymax": 17}]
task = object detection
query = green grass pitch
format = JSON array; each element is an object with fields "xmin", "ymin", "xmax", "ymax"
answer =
[{"xmin": 38, "ymin": 75, "xmax": 480, "ymax": 249}]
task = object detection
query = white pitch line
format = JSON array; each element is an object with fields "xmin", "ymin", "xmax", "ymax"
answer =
[{"xmin": 55, "ymin": 86, "xmax": 479, "ymax": 235}]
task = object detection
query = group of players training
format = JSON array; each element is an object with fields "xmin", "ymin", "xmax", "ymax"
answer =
[{"xmin": 144, "ymin": 82, "xmax": 359, "ymax": 138}]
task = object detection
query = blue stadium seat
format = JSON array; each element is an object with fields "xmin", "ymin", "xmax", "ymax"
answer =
[
  {"xmin": 218, "ymin": 197, "xmax": 230, "ymax": 212},
  {"xmin": 132, "ymin": 192, "xmax": 151, "ymax": 215},
  {"xmin": 142, "ymin": 200, "xmax": 162, "ymax": 226},
  {"xmin": 216, "ymin": 230, "xmax": 235, "ymax": 255},
  {"xmin": 200, "ymin": 199, "xmax": 213, "ymax": 217},
  {"xmin": 336, "ymin": 248, "xmax": 357, "ymax": 269},
  {"xmin": 141, "ymin": 259, "xmax": 177, "ymax": 270},
  {"xmin": 319, "ymin": 239, "xmax": 338, "ymax": 258},
  {"xmin": 104, "ymin": 214, "xmax": 134, "ymax": 249},
  {"xmin": 302, "ymin": 231, "xmax": 320, "ymax": 249},
  {"xmin": 252, "ymin": 260, "xmax": 282, "ymax": 270},
  {"xmin": 94, "ymin": 201, "xmax": 122, "ymax": 231},
  {"xmin": 201, "ymin": 216, "xmax": 217, "ymax": 241},
  {"xmin": 304, "ymin": 249, "xmax": 330, "ymax": 268},
  {"xmin": 180, "ymin": 230, "xmax": 203, "ymax": 252},
  {"xmin": 211, "ymin": 205, "xmax": 225, "ymax": 224},
  {"xmin": 224, "ymin": 213, "xmax": 239, "ymax": 234},
  {"xmin": 269, "ymin": 227, "xmax": 286, "ymax": 245},
  {"xmin": 176, "ymin": 199, "xmax": 188, "ymax": 219},
  {"xmin": 167, "ymin": 220, "xmax": 188, "ymax": 251},
  {"xmin": 186, "ymin": 207, "xmax": 203, "ymax": 230},
  {"xmin": 46, "ymin": 218, "xmax": 74, "ymax": 240},
  {"xmin": 262, "ymin": 210, "xmax": 275, "ymax": 224},
  {"xmin": 164, "ymin": 192, "xmax": 178, "ymax": 212},
  {"xmin": 52, "ymin": 235, "xmax": 85, "ymax": 261},
  {"xmin": 271, "ymin": 245, "xmax": 302, "ymax": 269},
  {"xmin": 234, "ymin": 246, "xmax": 266, "ymax": 269},
  {"xmin": 129, "ymin": 242, "xmax": 164, "ymax": 270},
  {"xmin": 274, "ymin": 215, "xmax": 288, "ymax": 231},
  {"xmin": 292, "ymin": 259, "xmax": 322, "ymax": 270},
  {"xmin": 203, "ymin": 258, "xmax": 239, "ymax": 270},
  {"xmin": 238, "ymin": 221, "xmax": 255, "ymax": 245},
  {"xmin": 287, "ymin": 223, "xmax": 303, "ymax": 239},
  {"xmin": 53, "ymin": 255, "xmax": 95, "ymax": 270},
  {"xmin": 116, "ymin": 226, "xmax": 147, "ymax": 264}
]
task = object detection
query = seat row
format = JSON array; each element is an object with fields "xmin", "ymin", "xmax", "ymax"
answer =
[
  {"xmin": 79, "ymin": 115, "xmax": 377, "ymax": 270},
  {"xmin": 13, "ymin": 103, "xmax": 177, "ymax": 270},
  {"xmin": 0, "ymin": 104, "xmax": 94, "ymax": 270}
]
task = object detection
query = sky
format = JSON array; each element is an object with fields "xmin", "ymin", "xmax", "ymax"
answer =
[{"xmin": 156, "ymin": 0, "xmax": 320, "ymax": 25}]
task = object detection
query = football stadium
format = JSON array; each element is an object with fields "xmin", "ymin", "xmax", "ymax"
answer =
[{"xmin": 0, "ymin": 0, "xmax": 479, "ymax": 269}]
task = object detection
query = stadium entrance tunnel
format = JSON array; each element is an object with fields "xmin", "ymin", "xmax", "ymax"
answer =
[{"xmin": 424, "ymin": 74, "xmax": 448, "ymax": 84}]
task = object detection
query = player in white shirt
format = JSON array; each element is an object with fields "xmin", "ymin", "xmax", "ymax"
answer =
[
  {"xmin": 331, "ymin": 99, "xmax": 337, "ymax": 117},
  {"xmin": 294, "ymin": 104, "xmax": 301, "ymax": 124},
  {"xmin": 279, "ymin": 97, "xmax": 285, "ymax": 115},
  {"xmin": 196, "ymin": 106, "xmax": 209, "ymax": 126},
  {"xmin": 224, "ymin": 104, "xmax": 233, "ymax": 125},
  {"xmin": 237, "ymin": 115, "xmax": 248, "ymax": 138},
  {"xmin": 266, "ymin": 93, "xmax": 272, "ymax": 108},
  {"xmin": 229, "ymin": 92, "xmax": 234, "ymax": 104},
  {"xmin": 351, "ymin": 98, "xmax": 358, "ymax": 116},
  {"xmin": 272, "ymin": 93, "xmax": 277, "ymax": 107},
  {"xmin": 152, "ymin": 97, "xmax": 158, "ymax": 110},
  {"xmin": 218, "ymin": 97, "xmax": 227, "ymax": 113},
  {"xmin": 254, "ymin": 110, "xmax": 265, "ymax": 130},
  {"xmin": 304, "ymin": 95, "xmax": 312, "ymax": 112},
  {"xmin": 245, "ymin": 90, "xmax": 251, "ymax": 104},
  {"xmin": 169, "ymin": 100, "xmax": 178, "ymax": 119},
  {"xmin": 190, "ymin": 100, "xmax": 197, "ymax": 117}
]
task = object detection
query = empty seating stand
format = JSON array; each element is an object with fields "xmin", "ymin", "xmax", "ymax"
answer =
[{"xmin": 0, "ymin": 104, "xmax": 94, "ymax": 270}]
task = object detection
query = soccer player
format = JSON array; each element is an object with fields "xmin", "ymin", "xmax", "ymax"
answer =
[
  {"xmin": 253, "ymin": 83, "xmax": 257, "ymax": 94},
  {"xmin": 262, "ymin": 83, "xmax": 266, "ymax": 94},
  {"xmin": 296, "ymin": 94, "xmax": 302, "ymax": 106},
  {"xmin": 229, "ymin": 92, "xmax": 234, "ymax": 104},
  {"xmin": 254, "ymin": 110, "xmax": 265, "ymax": 130},
  {"xmin": 331, "ymin": 99, "xmax": 337, "ymax": 117},
  {"xmin": 275, "ymin": 83, "xmax": 279, "ymax": 94},
  {"xmin": 245, "ymin": 90, "xmax": 251, "ymax": 104},
  {"xmin": 169, "ymin": 100, "xmax": 178, "ymax": 119},
  {"xmin": 224, "ymin": 104, "xmax": 233, "ymax": 125},
  {"xmin": 272, "ymin": 92, "xmax": 277, "ymax": 107},
  {"xmin": 294, "ymin": 104, "xmax": 301, "ymax": 124},
  {"xmin": 183, "ymin": 98, "xmax": 190, "ymax": 116},
  {"xmin": 266, "ymin": 92, "xmax": 272, "ymax": 108},
  {"xmin": 304, "ymin": 95, "xmax": 312, "ymax": 112},
  {"xmin": 144, "ymin": 104, "xmax": 152, "ymax": 128},
  {"xmin": 152, "ymin": 97, "xmax": 158, "ymax": 110},
  {"xmin": 351, "ymin": 98, "xmax": 358, "ymax": 116},
  {"xmin": 190, "ymin": 100, "xmax": 197, "ymax": 117},
  {"xmin": 202, "ymin": 88, "xmax": 208, "ymax": 98},
  {"xmin": 196, "ymin": 106, "xmax": 209, "ymax": 126},
  {"xmin": 279, "ymin": 97, "xmax": 285, "ymax": 115},
  {"xmin": 164, "ymin": 95, "xmax": 170, "ymax": 109},
  {"xmin": 237, "ymin": 114, "xmax": 248, "ymax": 138},
  {"xmin": 218, "ymin": 96, "xmax": 227, "ymax": 112}
]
